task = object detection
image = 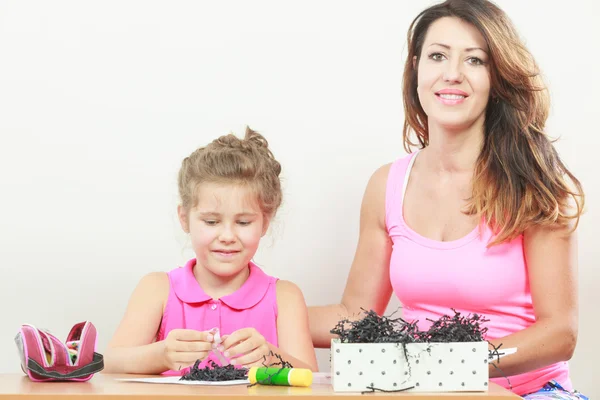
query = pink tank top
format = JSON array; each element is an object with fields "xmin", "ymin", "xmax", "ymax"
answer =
[
  {"xmin": 157, "ymin": 258, "xmax": 279, "ymax": 375},
  {"xmin": 386, "ymin": 151, "xmax": 571, "ymax": 396}
]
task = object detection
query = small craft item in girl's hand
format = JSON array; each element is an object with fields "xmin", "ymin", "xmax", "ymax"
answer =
[{"xmin": 14, "ymin": 321, "xmax": 104, "ymax": 382}]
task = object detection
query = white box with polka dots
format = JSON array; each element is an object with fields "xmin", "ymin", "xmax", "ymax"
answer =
[{"xmin": 330, "ymin": 339, "xmax": 489, "ymax": 392}]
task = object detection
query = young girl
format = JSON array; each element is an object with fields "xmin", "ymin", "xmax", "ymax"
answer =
[{"xmin": 104, "ymin": 127, "xmax": 318, "ymax": 374}]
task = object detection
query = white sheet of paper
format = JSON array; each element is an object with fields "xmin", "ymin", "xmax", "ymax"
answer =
[
  {"xmin": 116, "ymin": 376, "xmax": 249, "ymax": 386},
  {"xmin": 312, "ymin": 372, "xmax": 332, "ymax": 385},
  {"xmin": 488, "ymin": 347, "xmax": 517, "ymax": 360}
]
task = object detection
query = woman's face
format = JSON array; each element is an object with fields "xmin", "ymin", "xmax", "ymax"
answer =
[{"xmin": 416, "ymin": 17, "xmax": 492, "ymax": 132}]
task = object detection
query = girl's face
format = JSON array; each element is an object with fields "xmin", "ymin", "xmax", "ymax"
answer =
[
  {"xmin": 416, "ymin": 17, "xmax": 492, "ymax": 133},
  {"xmin": 178, "ymin": 182, "xmax": 268, "ymax": 279}
]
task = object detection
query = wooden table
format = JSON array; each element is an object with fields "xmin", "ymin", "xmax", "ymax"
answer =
[{"xmin": 0, "ymin": 373, "xmax": 521, "ymax": 399}]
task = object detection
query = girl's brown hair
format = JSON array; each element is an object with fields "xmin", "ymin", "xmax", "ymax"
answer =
[
  {"xmin": 402, "ymin": 0, "xmax": 584, "ymax": 245},
  {"xmin": 178, "ymin": 126, "xmax": 282, "ymax": 218}
]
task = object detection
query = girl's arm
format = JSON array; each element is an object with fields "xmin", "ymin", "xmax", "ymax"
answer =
[
  {"xmin": 103, "ymin": 272, "xmax": 169, "ymax": 374},
  {"xmin": 270, "ymin": 280, "xmax": 319, "ymax": 371},
  {"xmin": 104, "ymin": 272, "xmax": 213, "ymax": 374},
  {"xmin": 488, "ymin": 221, "xmax": 578, "ymax": 377},
  {"xmin": 308, "ymin": 164, "xmax": 394, "ymax": 348},
  {"xmin": 220, "ymin": 281, "xmax": 319, "ymax": 371}
]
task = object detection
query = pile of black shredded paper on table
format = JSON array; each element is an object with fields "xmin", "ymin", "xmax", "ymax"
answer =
[
  {"xmin": 330, "ymin": 308, "xmax": 489, "ymax": 343},
  {"xmin": 179, "ymin": 351, "xmax": 293, "ymax": 383},
  {"xmin": 179, "ymin": 360, "xmax": 248, "ymax": 382}
]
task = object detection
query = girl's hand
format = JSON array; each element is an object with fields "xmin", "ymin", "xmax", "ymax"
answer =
[
  {"xmin": 162, "ymin": 329, "xmax": 214, "ymax": 371},
  {"xmin": 221, "ymin": 328, "xmax": 272, "ymax": 368}
]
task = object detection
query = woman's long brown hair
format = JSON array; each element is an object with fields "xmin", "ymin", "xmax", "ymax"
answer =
[{"xmin": 402, "ymin": 0, "xmax": 584, "ymax": 246}]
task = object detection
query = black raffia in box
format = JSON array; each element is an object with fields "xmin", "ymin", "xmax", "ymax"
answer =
[{"xmin": 330, "ymin": 339, "xmax": 489, "ymax": 392}]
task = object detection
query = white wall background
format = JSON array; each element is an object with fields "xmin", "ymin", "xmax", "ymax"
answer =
[{"xmin": 1, "ymin": 0, "xmax": 598, "ymax": 396}]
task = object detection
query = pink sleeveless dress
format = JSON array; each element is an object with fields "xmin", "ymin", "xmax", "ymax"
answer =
[{"xmin": 157, "ymin": 258, "xmax": 279, "ymax": 375}]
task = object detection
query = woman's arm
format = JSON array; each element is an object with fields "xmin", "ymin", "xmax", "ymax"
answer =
[
  {"xmin": 488, "ymin": 221, "xmax": 578, "ymax": 377},
  {"xmin": 308, "ymin": 164, "xmax": 394, "ymax": 348}
]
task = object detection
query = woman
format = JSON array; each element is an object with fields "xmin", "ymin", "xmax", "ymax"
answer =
[{"xmin": 308, "ymin": 1, "xmax": 586, "ymax": 398}]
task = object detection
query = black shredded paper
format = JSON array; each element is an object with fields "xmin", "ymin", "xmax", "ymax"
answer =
[
  {"xmin": 179, "ymin": 360, "xmax": 248, "ymax": 382},
  {"xmin": 179, "ymin": 351, "xmax": 294, "ymax": 383},
  {"xmin": 331, "ymin": 308, "xmax": 489, "ymax": 344}
]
